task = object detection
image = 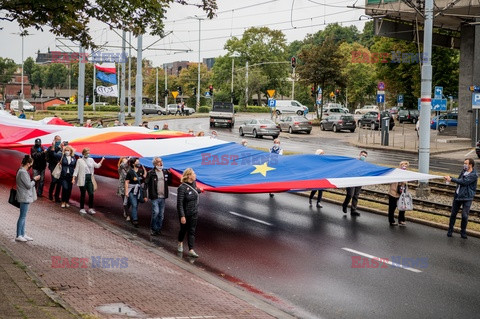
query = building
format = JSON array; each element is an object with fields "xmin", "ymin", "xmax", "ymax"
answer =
[
  {"xmin": 164, "ymin": 61, "xmax": 190, "ymax": 76},
  {"xmin": 3, "ymin": 70, "xmax": 31, "ymax": 101},
  {"xmin": 35, "ymin": 49, "xmax": 54, "ymax": 64},
  {"xmin": 28, "ymin": 98, "xmax": 66, "ymax": 111},
  {"xmin": 203, "ymin": 58, "xmax": 215, "ymax": 70}
]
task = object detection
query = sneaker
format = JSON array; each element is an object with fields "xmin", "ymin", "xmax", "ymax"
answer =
[
  {"xmin": 61, "ymin": 203, "xmax": 66, "ymax": 208},
  {"xmin": 23, "ymin": 235, "xmax": 33, "ymax": 241},
  {"xmin": 309, "ymin": 199, "xmax": 312, "ymax": 205},
  {"xmin": 132, "ymin": 220, "xmax": 139, "ymax": 228},
  {"xmin": 316, "ymin": 203, "xmax": 323, "ymax": 208},
  {"xmin": 447, "ymin": 232, "xmax": 453, "ymax": 237},
  {"xmin": 15, "ymin": 236, "xmax": 27, "ymax": 242},
  {"xmin": 65, "ymin": 203, "xmax": 70, "ymax": 208},
  {"xmin": 269, "ymin": 193, "xmax": 275, "ymax": 198},
  {"xmin": 88, "ymin": 209, "xmax": 96, "ymax": 215},
  {"xmin": 123, "ymin": 206, "xmax": 127, "ymax": 218},
  {"xmin": 390, "ymin": 222, "xmax": 398, "ymax": 226},
  {"xmin": 351, "ymin": 212, "xmax": 360, "ymax": 217},
  {"xmin": 79, "ymin": 209, "xmax": 87, "ymax": 214},
  {"xmin": 126, "ymin": 216, "xmax": 131, "ymax": 221},
  {"xmin": 342, "ymin": 206, "xmax": 347, "ymax": 214},
  {"xmin": 399, "ymin": 222, "xmax": 406, "ymax": 227},
  {"xmin": 177, "ymin": 242, "xmax": 183, "ymax": 253},
  {"xmin": 188, "ymin": 250, "xmax": 199, "ymax": 258},
  {"xmin": 461, "ymin": 235, "xmax": 468, "ymax": 239}
]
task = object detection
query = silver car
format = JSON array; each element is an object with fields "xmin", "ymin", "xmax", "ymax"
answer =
[
  {"xmin": 239, "ymin": 119, "xmax": 280, "ymax": 139},
  {"xmin": 278, "ymin": 116, "xmax": 312, "ymax": 134},
  {"xmin": 142, "ymin": 104, "xmax": 166, "ymax": 115}
]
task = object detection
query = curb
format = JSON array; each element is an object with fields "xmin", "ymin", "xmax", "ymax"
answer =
[
  {"xmin": 0, "ymin": 243, "xmax": 82, "ymax": 318},
  {"xmin": 349, "ymin": 140, "xmax": 472, "ymax": 155},
  {"xmin": 82, "ymin": 214, "xmax": 297, "ymax": 319},
  {"xmin": 295, "ymin": 192, "xmax": 480, "ymax": 239}
]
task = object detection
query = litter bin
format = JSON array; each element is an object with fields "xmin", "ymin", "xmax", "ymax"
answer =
[
  {"xmin": 185, "ymin": 109, "xmax": 190, "ymax": 116},
  {"xmin": 381, "ymin": 117, "xmax": 390, "ymax": 146}
]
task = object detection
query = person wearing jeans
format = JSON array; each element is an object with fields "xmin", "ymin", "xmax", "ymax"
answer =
[
  {"xmin": 124, "ymin": 157, "xmax": 147, "ymax": 227},
  {"xmin": 145, "ymin": 157, "xmax": 170, "ymax": 235},
  {"xmin": 30, "ymin": 138, "xmax": 47, "ymax": 197},
  {"xmin": 445, "ymin": 158, "xmax": 478, "ymax": 239},
  {"xmin": 15, "ymin": 155, "xmax": 40, "ymax": 242}
]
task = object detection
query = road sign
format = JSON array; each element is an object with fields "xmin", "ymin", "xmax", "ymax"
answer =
[
  {"xmin": 431, "ymin": 98, "xmax": 447, "ymax": 111},
  {"xmin": 317, "ymin": 87, "xmax": 322, "ymax": 94},
  {"xmin": 267, "ymin": 90, "xmax": 275, "ymax": 98},
  {"xmin": 378, "ymin": 82, "xmax": 385, "ymax": 91},
  {"xmin": 434, "ymin": 86, "xmax": 443, "ymax": 99},
  {"xmin": 172, "ymin": 91, "xmax": 179, "ymax": 99},
  {"xmin": 377, "ymin": 94, "xmax": 385, "ymax": 103},
  {"xmin": 268, "ymin": 99, "xmax": 276, "ymax": 107},
  {"xmin": 397, "ymin": 94, "xmax": 404, "ymax": 103},
  {"xmin": 316, "ymin": 94, "xmax": 322, "ymax": 105},
  {"xmin": 329, "ymin": 92, "xmax": 335, "ymax": 98},
  {"xmin": 473, "ymin": 93, "xmax": 480, "ymax": 109},
  {"xmin": 377, "ymin": 90, "xmax": 385, "ymax": 95}
]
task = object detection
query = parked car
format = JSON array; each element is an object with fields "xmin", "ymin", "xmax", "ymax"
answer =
[
  {"xmin": 354, "ymin": 104, "xmax": 379, "ymax": 115},
  {"xmin": 357, "ymin": 111, "xmax": 395, "ymax": 130},
  {"xmin": 398, "ymin": 109, "xmax": 419, "ymax": 123},
  {"xmin": 389, "ymin": 106, "xmax": 399, "ymax": 115},
  {"xmin": 322, "ymin": 104, "xmax": 349, "ymax": 117},
  {"xmin": 10, "ymin": 99, "xmax": 35, "ymax": 112},
  {"xmin": 165, "ymin": 103, "xmax": 195, "ymax": 115},
  {"xmin": 475, "ymin": 140, "xmax": 480, "ymax": 158},
  {"xmin": 142, "ymin": 104, "xmax": 166, "ymax": 115},
  {"xmin": 239, "ymin": 119, "xmax": 280, "ymax": 139},
  {"xmin": 274, "ymin": 100, "xmax": 308, "ymax": 115},
  {"xmin": 320, "ymin": 114, "xmax": 356, "ymax": 133},
  {"xmin": 430, "ymin": 112, "xmax": 457, "ymax": 132},
  {"xmin": 278, "ymin": 116, "xmax": 312, "ymax": 134}
]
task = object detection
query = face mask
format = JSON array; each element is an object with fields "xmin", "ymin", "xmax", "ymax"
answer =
[
  {"xmin": 156, "ymin": 165, "xmax": 163, "ymax": 170},
  {"xmin": 135, "ymin": 163, "xmax": 141, "ymax": 168},
  {"xmin": 55, "ymin": 141, "xmax": 61, "ymax": 147},
  {"xmin": 360, "ymin": 156, "xmax": 366, "ymax": 161},
  {"xmin": 463, "ymin": 164, "xmax": 468, "ymax": 170},
  {"xmin": 65, "ymin": 151, "xmax": 71, "ymax": 156},
  {"xmin": 84, "ymin": 154, "xmax": 90, "ymax": 158}
]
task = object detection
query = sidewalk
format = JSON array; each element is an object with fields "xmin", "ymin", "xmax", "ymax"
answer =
[
  {"xmin": 0, "ymin": 185, "xmax": 293, "ymax": 319},
  {"xmin": 350, "ymin": 124, "xmax": 473, "ymax": 156}
]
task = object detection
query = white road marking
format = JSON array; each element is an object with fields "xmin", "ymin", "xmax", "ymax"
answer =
[
  {"xmin": 465, "ymin": 148, "xmax": 475, "ymax": 156},
  {"xmin": 228, "ymin": 211, "xmax": 274, "ymax": 226},
  {"xmin": 342, "ymin": 247, "xmax": 422, "ymax": 273}
]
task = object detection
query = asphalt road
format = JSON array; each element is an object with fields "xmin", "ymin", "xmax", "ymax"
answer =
[{"xmin": 149, "ymin": 114, "xmax": 465, "ymax": 173}]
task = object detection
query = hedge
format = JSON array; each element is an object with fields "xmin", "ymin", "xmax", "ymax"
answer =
[{"xmin": 48, "ymin": 105, "xmax": 133, "ymax": 112}]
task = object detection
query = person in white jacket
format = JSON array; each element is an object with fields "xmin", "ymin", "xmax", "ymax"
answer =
[{"xmin": 72, "ymin": 148, "xmax": 105, "ymax": 215}]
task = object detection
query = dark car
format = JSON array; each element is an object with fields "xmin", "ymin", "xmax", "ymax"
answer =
[
  {"xmin": 358, "ymin": 111, "xmax": 395, "ymax": 130},
  {"xmin": 398, "ymin": 109, "xmax": 419, "ymax": 124},
  {"xmin": 476, "ymin": 140, "xmax": 480, "ymax": 158},
  {"xmin": 320, "ymin": 114, "xmax": 356, "ymax": 132}
]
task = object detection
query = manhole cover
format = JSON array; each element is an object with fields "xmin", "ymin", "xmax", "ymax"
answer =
[{"xmin": 96, "ymin": 303, "xmax": 144, "ymax": 317}]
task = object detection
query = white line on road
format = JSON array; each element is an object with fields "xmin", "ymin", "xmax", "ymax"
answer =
[
  {"xmin": 342, "ymin": 248, "xmax": 422, "ymax": 273},
  {"xmin": 228, "ymin": 211, "xmax": 274, "ymax": 227},
  {"xmin": 465, "ymin": 148, "xmax": 475, "ymax": 157}
]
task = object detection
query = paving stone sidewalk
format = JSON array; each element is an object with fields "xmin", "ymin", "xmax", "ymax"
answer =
[{"xmin": 0, "ymin": 186, "xmax": 292, "ymax": 319}]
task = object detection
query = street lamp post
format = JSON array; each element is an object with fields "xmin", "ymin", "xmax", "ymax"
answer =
[{"xmin": 230, "ymin": 52, "xmax": 240, "ymax": 104}]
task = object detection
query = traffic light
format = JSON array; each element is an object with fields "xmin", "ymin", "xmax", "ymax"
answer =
[
  {"xmin": 291, "ymin": 56, "xmax": 296, "ymax": 68},
  {"xmin": 209, "ymin": 85, "xmax": 213, "ymax": 95},
  {"xmin": 17, "ymin": 90, "xmax": 21, "ymax": 96},
  {"xmin": 193, "ymin": 87, "xmax": 197, "ymax": 96},
  {"xmin": 177, "ymin": 86, "xmax": 182, "ymax": 95},
  {"xmin": 39, "ymin": 88, "xmax": 42, "ymax": 96},
  {"xmin": 311, "ymin": 87, "xmax": 315, "ymax": 97},
  {"xmin": 164, "ymin": 89, "xmax": 169, "ymax": 97}
]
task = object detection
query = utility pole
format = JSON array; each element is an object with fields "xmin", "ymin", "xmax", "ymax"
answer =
[
  {"xmin": 120, "ymin": 30, "xmax": 126, "ymax": 123},
  {"xmin": 291, "ymin": 67, "xmax": 295, "ymax": 99},
  {"xmin": 93, "ymin": 61, "xmax": 96, "ymax": 111},
  {"xmin": 231, "ymin": 57, "xmax": 235, "ymax": 104},
  {"xmin": 19, "ymin": 34, "xmax": 24, "ymax": 111},
  {"xmin": 245, "ymin": 61, "xmax": 249, "ymax": 107},
  {"xmin": 78, "ymin": 45, "xmax": 85, "ymax": 124},
  {"xmin": 135, "ymin": 35, "xmax": 143, "ymax": 126},
  {"xmin": 155, "ymin": 67, "xmax": 158, "ymax": 106},
  {"xmin": 164, "ymin": 64, "xmax": 168, "ymax": 108},
  {"xmin": 417, "ymin": 0, "xmax": 433, "ymax": 196},
  {"xmin": 196, "ymin": 17, "xmax": 203, "ymax": 110},
  {"xmin": 128, "ymin": 32, "xmax": 132, "ymax": 116}
]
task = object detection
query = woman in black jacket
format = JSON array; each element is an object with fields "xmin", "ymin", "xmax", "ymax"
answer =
[{"xmin": 177, "ymin": 168, "xmax": 202, "ymax": 258}]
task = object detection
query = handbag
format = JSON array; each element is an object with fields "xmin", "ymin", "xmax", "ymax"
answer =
[
  {"xmin": 397, "ymin": 185, "xmax": 413, "ymax": 211},
  {"xmin": 9, "ymin": 188, "xmax": 20, "ymax": 208},
  {"xmin": 91, "ymin": 174, "xmax": 98, "ymax": 192},
  {"xmin": 52, "ymin": 156, "xmax": 63, "ymax": 179}
]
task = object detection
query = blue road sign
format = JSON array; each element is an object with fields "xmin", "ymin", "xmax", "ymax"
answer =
[
  {"xmin": 205, "ymin": 92, "xmax": 211, "ymax": 98},
  {"xmin": 397, "ymin": 94, "xmax": 404, "ymax": 103},
  {"xmin": 317, "ymin": 87, "xmax": 322, "ymax": 94},
  {"xmin": 473, "ymin": 93, "xmax": 480, "ymax": 109},
  {"xmin": 434, "ymin": 86, "xmax": 443, "ymax": 99},
  {"xmin": 268, "ymin": 99, "xmax": 276, "ymax": 107},
  {"xmin": 432, "ymin": 98, "xmax": 447, "ymax": 111},
  {"xmin": 377, "ymin": 94, "xmax": 385, "ymax": 103},
  {"xmin": 378, "ymin": 82, "xmax": 385, "ymax": 91}
]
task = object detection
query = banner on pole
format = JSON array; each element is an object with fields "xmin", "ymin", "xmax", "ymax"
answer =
[{"xmin": 96, "ymin": 85, "xmax": 118, "ymax": 97}]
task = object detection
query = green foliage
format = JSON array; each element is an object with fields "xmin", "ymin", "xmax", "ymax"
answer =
[
  {"xmin": 198, "ymin": 106, "xmax": 211, "ymax": 113},
  {"xmin": 241, "ymin": 106, "xmax": 270, "ymax": 113},
  {"xmin": 0, "ymin": 57, "xmax": 16, "ymax": 85},
  {"xmin": 49, "ymin": 105, "xmax": 128, "ymax": 112},
  {"xmin": 23, "ymin": 57, "xmax": 35, "ymax": 80},
  {"xmin": 1, "ymin": 0, "xmax": 217, "ymax": 48}
]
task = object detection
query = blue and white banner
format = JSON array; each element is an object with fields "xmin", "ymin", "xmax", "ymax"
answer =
[{"xmin": 96, "ymin": 71, "xmax": 117, "ymax": 84}]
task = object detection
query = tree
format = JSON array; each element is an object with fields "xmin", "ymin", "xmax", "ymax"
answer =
[
  {"xmin": 0, "ymin": 0, "xmax": 217, "ymax": 48},
  {"xmin": 0, "ymin": 57, "xmax": 16, "ymax": 85},
  {"xmin": 296, "ymin": 37, "xmax": 346, "ymax": 119},
  {"xmin": 223, "ymin": 27, "xmax": 290, "ymax": 105},
  {"xmin": 45, "ymin": 64, "xmax": 68, "ymax": 89},
  {"xmin": 23, "ymin": 57, "xmax": 36, "ymax": 81},
  {"xmin": 359, "ymin": 21, "xmax": 375, "ymax": 49},
  {"xmin": 30, "ymin": 64, "xmax": 46, "ymax": 89}
]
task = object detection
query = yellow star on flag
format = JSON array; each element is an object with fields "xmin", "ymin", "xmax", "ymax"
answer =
[{"xmin": 250, "ymin": 162, "xmax": 276, "ymax": 177}]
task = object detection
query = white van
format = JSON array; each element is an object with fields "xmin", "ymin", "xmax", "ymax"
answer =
[
  {"xmin": 10, "ymin": 99, "xmax": 35, "ymax": 112},
  {"xmin": 274, "ymin": 100, "xmax": 308, "ymax": 115}
]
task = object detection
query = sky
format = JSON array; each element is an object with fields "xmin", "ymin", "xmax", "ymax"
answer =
[{"xmin": 0, "ymin": 0, "xmax": 367, "ymax": 67}]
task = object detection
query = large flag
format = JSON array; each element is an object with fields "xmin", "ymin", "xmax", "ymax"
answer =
[
  {"xmin": 96, "ymin": 71, "xmax": 117, "ymax": 85},
  {"xmin": 95, "ymin": 63, "xmax": 116, "ymax": 74},
  {"xmin": 0, "ymin": 111, "xmax": 441, "ymax": 193},
  {"xmin": 96, "ymin": 85, "xmax": 118, "ymax": 97}
]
